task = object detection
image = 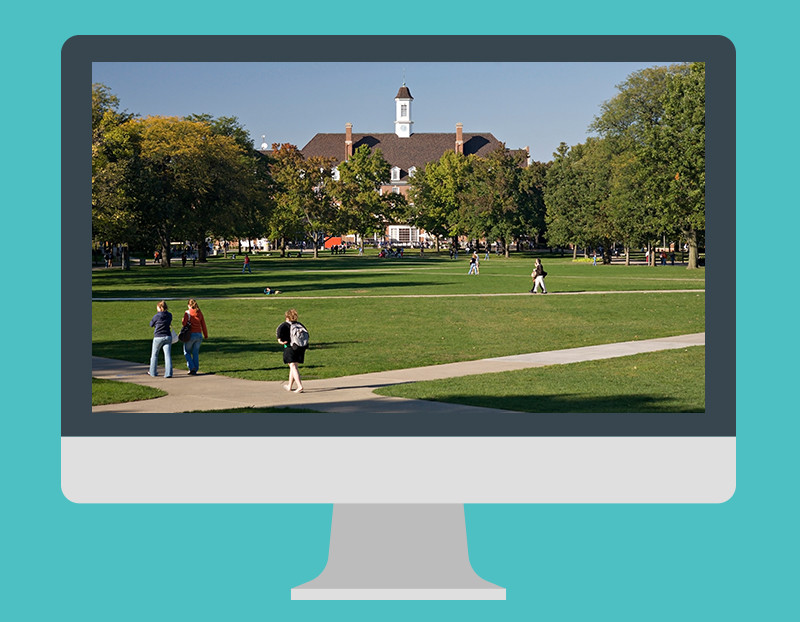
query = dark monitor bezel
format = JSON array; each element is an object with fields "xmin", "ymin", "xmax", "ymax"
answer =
[{"xmin": 66, "ymin": 35, "xmax": 735, "ymax": 437}]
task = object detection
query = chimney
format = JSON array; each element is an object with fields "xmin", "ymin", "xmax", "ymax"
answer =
[
  {"xmin": 345, "ymin": 123, "xmax": 353, "ymax": 160},
  {"xmin": 455, "ymin": 123, "xmax": 464, "ymax": 155}
]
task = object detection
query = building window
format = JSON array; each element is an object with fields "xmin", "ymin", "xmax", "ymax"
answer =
[
  {"xmin": 408, "ymin": 166, "xmax": 417, "ymax": 177},
  {"xmin": 332, "ymin": 167, "xmax": 340, "ymax": 181},
  {"xmin": 392, "ymin": 186, "xmax": 400, "ymax": 194},
  {"xmin": 391, "ymin": 166, "xmax": 401, "ymax": 181},
  {"xmin": 400, "ymin": 104, "xmax": 408, "ymax": 117}
]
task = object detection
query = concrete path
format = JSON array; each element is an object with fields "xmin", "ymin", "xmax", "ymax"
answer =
[{"xmin": 92, "ymin": 333, "xmax": 705, "ymax": 414}]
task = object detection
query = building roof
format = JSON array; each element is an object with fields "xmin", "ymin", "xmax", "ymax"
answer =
[
  {"xmin": 301, "ymin": 132, "xmax": 516, "ymax": 179},
  {"xmin": 395, "ymin": 85, "xmax": 413, "ymax": 100}
]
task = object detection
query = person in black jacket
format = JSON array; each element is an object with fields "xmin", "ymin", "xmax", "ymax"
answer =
[
  {"xmin": 530, "ymin": 258, "xmax": 548, "ymax": 294},
  {"xmin": 276, "ymin": 308, "xmax": 307, "ymax": 393},
  {"xmin": 148, "ymin": 300, "xmax": 173, "ymax": 377}
]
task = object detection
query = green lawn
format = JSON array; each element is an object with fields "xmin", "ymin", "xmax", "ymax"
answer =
[
  {"xmin": 93, "ymin": 252, "xmax": 705, "ymax": 383},
  {"xmin": 92, "ymin": 377, "xmax": 167, "ymax": 406},
  {"xmin": 375, "ymin": 346, "xmax": 705, "ymax": 413},
  {"xmin": 92, "ymin": 251, "xmax": 704, "ymax": 299}
]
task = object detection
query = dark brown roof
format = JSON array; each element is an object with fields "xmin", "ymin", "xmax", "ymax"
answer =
[
  {"xmin": 395, "ymin": 85, "xmax": 413, "ymax": 100},
  {"xmin": 301, "ymin": 132, "xmax": 518, "ymax": 179}
]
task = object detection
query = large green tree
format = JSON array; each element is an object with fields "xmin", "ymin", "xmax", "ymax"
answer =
[
  {"xmin": 93, "ymin": 115, "xmax": 257, "ymax": 267},
  {"xmin": 406, "ymin": 150, "xmax": 474, "ymax": 251},
  {"xmin": 543, "ymin": 140, "xmax": 614, "ymax": 261},
  {"xmin": 590, "ymin": 63, "xmax": 704, "ymax": 268},
  {"xmin": 333, "ymin": 144, "xmax": 400, "ymax": 244},
  {"xmin": 459, "ymin": 147, "xmax": 532, "ymax": 257},
  {"xmin": 269, "ymin": 143, "xmax": 336, "ymax": 257},
  {"xmin": 641, "ymin": 62, "xmax": 706, "ymax": 268},
  {"xmin": 183, "ymin": 114, "xmax": 274, "ymax": 261}
]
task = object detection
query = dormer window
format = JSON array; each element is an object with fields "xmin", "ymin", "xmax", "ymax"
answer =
[
  {"xmin": 391, "ymin": 166, "xmax": 401, "ymax": 181},
  {"xmin": 408, "ymin": 166, "xmax": 417, "ymax": 177},
  {"xmin": 332, "ymin": 167, "xmax": 340, "ymax": 181}
]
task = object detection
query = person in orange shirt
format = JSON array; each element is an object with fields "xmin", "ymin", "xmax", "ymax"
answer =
[{"xmin": 181, "ymin": 298, "xmax": 209, "ymax": 375}]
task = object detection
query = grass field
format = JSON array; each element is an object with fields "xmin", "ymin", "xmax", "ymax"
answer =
[
  {"xmin": 92, "ymin": 377, "xmax": 167, "ymax": 406},
  {"xmin": 92, "ymin": 251, "xmax": 705, "ymax": 411},
  {"xmin": 375, "ymin": 346, "xmax": 705, "ymax": 413}
]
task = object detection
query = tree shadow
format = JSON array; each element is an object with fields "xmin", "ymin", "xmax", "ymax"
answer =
[{"xmin": 384, "ymin": 391, "xmax": 703, "ymax": 414}]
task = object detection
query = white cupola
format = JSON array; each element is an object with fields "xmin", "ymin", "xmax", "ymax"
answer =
[{"xmin": 394, "ymin": 83, "xmax": 413, "ymax": 138}]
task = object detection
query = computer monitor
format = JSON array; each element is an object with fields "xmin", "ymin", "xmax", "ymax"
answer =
[{"xmin": 64, "ymin": 35, "xmax": 735, "ymax": 600}]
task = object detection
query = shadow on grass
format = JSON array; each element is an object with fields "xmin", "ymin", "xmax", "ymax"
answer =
[
  {"xmin": 92, "ymin": 275, "xmax": 444, "ymax": 299},
  {"xmin": 373, "ymin": 391, "xmax": 704, "ymax": 414}
]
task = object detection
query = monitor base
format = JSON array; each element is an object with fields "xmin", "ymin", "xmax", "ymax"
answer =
[{"xmin": 291, "ymin": 504, "xmax": 505, "ymax": 600}]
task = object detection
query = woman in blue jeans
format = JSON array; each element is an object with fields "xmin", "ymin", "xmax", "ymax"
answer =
[
  {"xmin": 148, "ymin": 300, "xmax": 173, "ymax": 378},
  {"xmin": 181, "ymin": 298, "xmax": 209, "ymax": 375}
]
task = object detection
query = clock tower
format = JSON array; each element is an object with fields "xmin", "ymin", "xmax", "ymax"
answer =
[{"xmin": 394, "ymin": 83, "xmax": 413, "ymax": 138}]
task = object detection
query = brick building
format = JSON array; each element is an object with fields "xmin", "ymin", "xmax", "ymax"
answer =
[{"xmin": 266, "ymin": 84, "xmax": 529, "ymax": 247}]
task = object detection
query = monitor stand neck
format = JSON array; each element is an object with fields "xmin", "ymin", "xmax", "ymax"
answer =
[{"xmin": 291, "ymin": 503, "xmax": 505, "ymax": 600}]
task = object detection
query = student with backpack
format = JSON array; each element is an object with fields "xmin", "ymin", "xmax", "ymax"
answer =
[{"xmin": 276, "ymin": 308, "xmax": 309, "ymax": 393}]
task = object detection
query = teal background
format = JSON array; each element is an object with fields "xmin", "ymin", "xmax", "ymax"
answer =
[{"xmin": 4, "ymin": 2, "xmax": 796, "ymax": 619}]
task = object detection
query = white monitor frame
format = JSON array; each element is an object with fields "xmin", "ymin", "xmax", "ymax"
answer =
[{"xmin": 67, "ymin": 35, "xmax": 735, "ymax": 504}]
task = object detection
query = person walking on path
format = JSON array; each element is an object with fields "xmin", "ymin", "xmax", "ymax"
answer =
[
  {"xmin": 181, "ymin": 298, "xmax": 208, "ymax": 375},
  {"xmin": 276, "ymin": 308, "xmax": 308, "ymax": 393},
  {"xmin": 530, "ymin": 258, "xmax": 548, "ymax": 294},
  {"xmin": 467, "ymin": 252, "xmax": 479, "ymax": 275},
  {"xmin": 148, "ymin": 300, "xmax": 173, "ymax": 378},
  {"xmin": 241, "ymin": 253, "xmax": 252, "ymax": 273}
]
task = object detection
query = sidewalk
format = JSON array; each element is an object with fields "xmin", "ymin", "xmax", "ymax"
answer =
[{"xmin": 92, "ymin": 332, "xmax": 705, "ymax": 414}]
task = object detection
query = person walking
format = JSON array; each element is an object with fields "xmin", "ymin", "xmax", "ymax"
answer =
[
  {"xmin": 241, "ymin": 253, "xmax": 252, "ymax": 273},
  {"xmin": 181, "ymin": 298, "xmax": 208, "ymax": 375},
  {"xmin": 148, "ymin": 300, "xmax": 173, "ymax": 378},
  {"xmin": 276, "ymin": 308, "xmax": 308, "ymax": 393},
  {"xmin": 467, "ymin": 252, "xmax": 479, "ymax": 275},
  {"xmin": 530, "ymin": 258, "xmax": 548, "ymax": 294}
]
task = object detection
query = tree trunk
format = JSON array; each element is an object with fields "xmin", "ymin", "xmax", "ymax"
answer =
[
  {"xmin": 197, "ymin": 237, "xmax": 207, "ymax": 263},
  {"xmin": 572, "ymin": 245, "xmax": 578, "ymax": 260},
  {"xmin": 625, "ymin": 245, "xmax": 630, "ymax": 266},
  {"xmin": 685, "ymin": 229, "xmax": 698, "ymax": 269},
  {"xmin": 160, "ymin": 238, "xmax": 171, "ymax": 267},
  {"xmin": 121, "ymin": 246, "xmax": 130, "ymax": 271}
]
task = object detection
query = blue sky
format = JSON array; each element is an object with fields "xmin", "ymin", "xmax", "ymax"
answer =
[{"xmin": 92, "ymin": 61, "xmax": 666, "ymax": 163}]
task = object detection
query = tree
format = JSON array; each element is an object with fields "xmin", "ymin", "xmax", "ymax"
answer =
[
  {"xmin": 333, "ymin": 144, "xmax": 399, "ymax": 244},
  {"xmin": 590, "ymin": 63, "xmax": 703, "ymax": 268},
  {"xmin": 183, "ymin": 114, "xmax": 274, "ymax": 262},
  {"xmin": 92, "ymin": 114, "xmax": 258, "ymax": 267},
  {"xmin": 544, "ymin": 143, "xmax": 582, "ymax": 257},
  {"xmin": 517, "ymin": 160, "xmax": 550, "ymax": 248},
  {"xmin": 270, "ymin": 144, "xmax": 336, "ymax": 257},
  {"xmin": 641, "ymin": 62, "xmax": 706, "ymax": 268},
  {"xmin": 459, "ymin": 147, "xmax": 530, "ymax": 257},
  {"xmin": 543, "ymin": 140, "xmax": 614, "ymax": 261},
  {"xmin": 407, "ymin": 150, "xmax": 473, "ymax": 251}
]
